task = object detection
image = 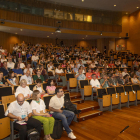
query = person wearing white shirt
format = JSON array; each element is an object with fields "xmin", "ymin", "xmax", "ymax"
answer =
[
  {"xmin": 7, "ymin": 58, "xmax": 15, "ymax": 69},
  {"xmin": 24, "ymin": 63, "xmax": 33, "ymax": 75},
  {"xmin": 49, "ymin": 87, "xmax": 76, "ymax": 140},
  {"xmin": 18, "ymin": 58, "xmax": 25, "ymax": 69},
  {"xmin": 5, "ymin": 93, "xmax": 42, "ymax": 140},
  {"xmin": 122, "ymin": 68, "xmax": 130, "ymax": 77},
  {"xmin": 20, "ymin": 70, "xmax": 33, "ymax": 85},
  {"xmin": 31, "ymin": 90, "xmax": 54, "ymax": 140},
  {"xmin": 90, "ymin": 74, "xmax": 101, "ymax": 92},
  {"xmin": 1, "ymin": 55, "xmax": 7, "ymax": 63},
  {"xmin": 31, "ymin": 52, "xmax": 39, "ymax": 69},
  {"xmin": 15, "ymin": 79, "xmax": 33, "ymax": 98}
]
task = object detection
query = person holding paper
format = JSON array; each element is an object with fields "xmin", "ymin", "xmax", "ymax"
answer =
[{"xmin": 5, "ymin": 93, "xmax": 42, "ymax": 140}]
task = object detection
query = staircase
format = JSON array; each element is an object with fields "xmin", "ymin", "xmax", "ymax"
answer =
[{"xmin": 70, "ymin": 92, "xmax": 103, "ymax": 122}]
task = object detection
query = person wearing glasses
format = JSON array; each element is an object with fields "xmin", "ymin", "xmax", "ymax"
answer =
[
  {"xmin": 49, "ymin": 88, "xmax": 76, "ymax": 139},
  {"xmin": 5, "ymin": 93, "xmax": 42, "ymax": 140}
]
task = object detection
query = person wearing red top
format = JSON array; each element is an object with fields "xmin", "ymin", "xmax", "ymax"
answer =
[
  {"xmin": 86, "ymin": 68, "xmax": 93, "ymax": 80},
  {"xmin": 93, "ymin": 68, "xmax": 100, "ymax": 79},
  {"xmin": 108, "ymin": 61, "xmax": 115, "ymax": 68}
]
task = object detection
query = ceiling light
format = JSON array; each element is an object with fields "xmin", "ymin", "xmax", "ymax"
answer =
[
  {"xmin": 55, "ymin": 27, "xmax": 61, "ymax": 33},
  {"xmin": 15, "ymin": 33, "xmax": 17, "ymax": 34},
  {"xmin": 20, "ymin": 29, "xmax": 23, "ymax": 31},
  {"xmin": 114, "ymin": 5, "xmax": 116, "ymax": 7},
  {"xmin": 47, "ymin": 36, "xmax": 49, "ymax": 37},
  {"xmin": 119, "ymin": 37, "xmax": 121, "ymax": 38},
  {"xmin": 82, "ymin": 0, "xmax": 84, "ymax": 2},
  {"xmin": 82, "ymin": 38, "xmax": 84, "ymax": 39},
  {"xmin": 126, "ymin": 12, "xmax": 128, "ymax": 14},
  {"xmin": 137, "ymin": 7, "xmax": 139, "ymax": 8},
  {"xmin": 51, "ymin": 33, "xmax": 54, "ymax": 34},
  {"xmin": 100, "ymin": 32, "xmax": 102, "ymax": 35}
]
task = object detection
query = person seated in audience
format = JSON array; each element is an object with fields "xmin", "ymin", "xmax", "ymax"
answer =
[
  {"xmin": 75, "ymin": 57, "xmax": 79, "ymax": 64},
  {"xmin": 97, "ymin": 60, "xmax": 103, "ymax": 67},
  {"xmin": 49, "ymin": 87, "xmax": 76, "ymax": 140},
  {"xmin": 81, "ymin": 57, "xmax": 87, "ymax": 64},
  {"xmin": 110, "ymin": 56, "xmax": 114, "ymax": 61},
  {"xmin": 108, "ymin": 69, "xmax": 114, "ymax": 77},
  {"xmin": 108, "ymin": 61, "xmax": 115, "ymax": 68},
  {"xmin": 115, "ymin": 59, "xmax": 121, "ymax": 67},
  {"xmin": 5, "ymin": 93, "xmax": 42, "ymax": 140},
  {"xmin": 94, "ymin": 58, "xmax": 98, "ymax": 64},
  {"xmin": 0, "ymin": 71, "xmax": 7, "ymax": 87},
  {"xmin": 47, "ymin": 61, "xmax": 55, "ymax": 75},
  {"xmin": 12, "ymin": 62, "xmax": 23, "ymax": 76},
  {"xmin": 32, "ymin": 52, "xmax": 39, "ymax": 69},
  {"xmin": 100, "ymin": 75, "xmax": 110, "ymax": 88},
  {"xmin": 62, "ymin": 60, "xmax": 67, "ymax": 68},
  {"xmin": 15, "ymin": 79, "xmax": 33, "ymax": 98},
  {"xmin": 59, "ymin": 54, "xmax": 64, "ymax": 60},
  {"xmin": 24, "ymin": 63, "xmax": 34, "ymax": 75},
  {"xmin": 7, "ymin": 57, "xmax": 15, "ymax": 69},
  {"xmin": 123, "ymin": 74, "xmax": 132, "ymax": 85},
  {"xmin": 122, "ymin": 68, "xmax": 130, "ymax": 77},
  {"xmin": 26, "ymin": 51, "xmax": 32, "ymax": 60},
  {"xmin": 103, "ymin": 61, "xmax": 109, "ymax": 68},
  {"xmin": 46, "ymin": 79, "xmax": 56, "ymax": 95},
  {"xmin": 86, "ymin": 57, "xmax": 92, "ymax": 64},
  {"xmin": 136, "ymin": 67, "xmax": 140, "ymax": 81},
  {"xmin": 73, "ymin": 64, "xmax": 79, "ymax": 74},
  {"xmin": 108, "ymin": 73, "xmax": 118, "ymax": 87},
  {"xmin": 7, "ymin": 70, "xmax": 18, "ymax": 86},
  {"xmin": 100, "ymin": 69, "xmax": 107, "ymax": 79},
  {"xmin": 77, "ymin": 60, "xmax": 85, "ymax": 68},
  {"xmin": 20, "ymin": 70, "xmax": 33, "ymax": 85},
  {"xmin": 33, "ymin": 69, "xmax": 45, "ymax": 83},
  {"xmin": 90, "ymin": 61, "xmax": 96, "ymax": 69},
  {"xmin": 31, "ymin": 90, "xmax": 55, "ymax": 140},
  {"xmin": 39, "ymin": 56, "xmax": 46, "ymax": 66},
  {"xmin": 93, "ymin": 68, "xmax": 100, "ymax": 79},
  {"xmin": 86, "ymin": 68, "xmax": 92, "ymax": 80},
  {"xmin": 18, "ymin": 58, "xmax": 25, "ymax": 69},
  {"xmin": 0, "ymin": 61, "xmax": 10, "ymax": 76},
  {"xmin": 40, "ymin": 65, "xmax": 48, "ymax": 81},
  {"xmin": 131, "ymin": 73, "xmax": 140, "ymax": 84},
  {"xmin": 67, "ymin": 58, "xmax": 72, "ymax": 64},
  {"xmin": 90, "ymin": 74, "xmax": 101, "ymax": 92},
  {"xmin": 70, "ymin": 61, "xmax": 75, "ymax": 69},
  {"xmin": 132, "ymin": 60, "xmax": 139, "ymax": 70},
  {"xmin": 53, "ymin": 57, "xmax": 59, "ymax": 64},
  {"xmin": 33, "ymin": 79, "xmax": 45, "ymax": 95},
  {"xmin": 121, "ymin": 61, "xmax": 127, "ymax": 68},
  {"xmin": 12, "ymin": 55, "xmax": 18, "ymax": 63},
  {"xmin": 115, "ymin": 69, "xmax": 120, "ymax": 77},
  {"xmin": 1, "ymin": 55, "xmax": 7, "ymax": 63},
  {"xmin": 75, "ymin": 69, "xmax": 86, "ymax": 80},
  {"xmin": 117, "ymin": 73, "xmax": 125, "ymax": 86},
  {"xmin": 65, "ymin": 65, "xmax": 72, "ymax": 73},
  {"xmin": 79, "ymin": 66, "xmax": 86, "ymax": 74}
]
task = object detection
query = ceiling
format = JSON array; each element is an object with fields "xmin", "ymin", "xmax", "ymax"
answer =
[
  {"xmin": 39, "ymin": 0, "xmax": 140, "ymax": 13},
  {"xmin": 0, "ymin": 25, "xmax": 113, "ymax": 40}
]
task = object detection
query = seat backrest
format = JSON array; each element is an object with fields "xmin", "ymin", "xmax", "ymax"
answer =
[
  {"xmin": 43, "ymin": 95, "xmax": 53, "ymax": 110},
  {"xmin": 66, "ymin": 74, "xmax": 74, "ymax": 81},
  {"xmin": 54, "ymin": 63, "xmax": 60, "ymax": 68},
  {"xmin": 42, "ymin": 82, "xmax": 48, "ymax": 93},
  {"xmin": 0, "ymin": 104, "xmax": 5, "ymax": 119},
  {"xmin": 79, "ymin": 80, "xmax": 89, "ymax": 89},
  {"xmin": 29, "ymin": 84, "xmax": 36, "ymax": 91},
  {"xmin": 124, "ymin": 85, "xmax": 132, "ymax": 92},
  {"xmin": 2, "ymin": 95, "xmax": 16, "ymax": 105},
  {"xmin": 97, "ymin": 88, "xmax": 107, "ymax": 98},
  {"xmin": 64, "ymin": 92, "xmax": 70, "ymax": 101},
  {"xmin": 107, "ymin": 87, "xmax": 116, "ymax": 95},
  {"xmin": 69, "ymin": 78, "xmax": 77, "ymax": 87},
  {"xmin": 116, "ymin": 86, "xmax": 124, "ymax": 93},
  {"xmin": 14, "ymin": 85, "xmax": 19, "ymax": 93},
  {"xmin": 26, "ymin": 98, "xmax": 32, "ymax": 104},
  {"xmin": 132, "ymin": 85, "xmax": 140, "ymax": 91},
  {"xmin": 84, "ymin": 85, "xmax": 92, "ymax": 96},
  {"xmin": 0, "ymin": 87, "xmax": 13, "ymax": 100}
]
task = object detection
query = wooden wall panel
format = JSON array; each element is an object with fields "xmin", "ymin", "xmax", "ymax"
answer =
[{"xmin": 0, "ymin": 9, "xmax": 122, "ymax": 32}]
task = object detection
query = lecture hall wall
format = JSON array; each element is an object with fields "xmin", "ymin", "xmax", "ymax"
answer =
[{"xmin": 127, "ymin": 9, "xmax": 140, "ymax": 54}]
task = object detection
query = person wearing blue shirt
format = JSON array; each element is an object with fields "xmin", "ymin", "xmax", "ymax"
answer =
[
  {"xmin": 27, "ymin": 51, "xmax": 32, "ymax": 60},
  {"xmin": 0, "ymin": 61, "xmax": 10, "ymax": 76},
  {"xmin": 12, "ymin": 62, "xmax": 23, "ymax": 75}
]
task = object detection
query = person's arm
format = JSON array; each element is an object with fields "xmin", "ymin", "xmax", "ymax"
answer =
[
  {"xmin": 15, "ymin": 78, "xmax": 18, "ymax": 85},
  {"xmin": 49, "ymin": 106, "xmax": 62, "ymax": 113},
  {"xmin": 47, "ymin": 88, "xmax": 55, "ymax": 94},
  {"xmin": 7, "ymin": 79, "xmax": 15, "ymax": 86},
  {"xmin": 7, "ymin": 113, "xmax": 22, "ymax": 121},
  {"xmin": 32, "ymin": 110, "xmax": 50, "ymax": 117},
  {"xmin": 75, "ymin": 74, "xmax": 79, "ymax": 78}
]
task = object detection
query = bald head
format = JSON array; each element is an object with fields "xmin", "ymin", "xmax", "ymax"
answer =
[
  {"xmin": 17, "ymin": 93, "xmax": 25, "ymax": 106},
  {"xmin": 26, "ymin": 70, "xmax": 30, "ymax": 76}
]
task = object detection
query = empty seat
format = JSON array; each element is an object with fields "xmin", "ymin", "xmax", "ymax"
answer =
[
  {"xmin": 42, "ymin": 82, "xmax": 48, "ymax": 93},
  {"xmin": 132, "ymin": 85, "xmax": 140, "ymax": 100},
  {"xmin": 0, "ymin": 87, "xmax": 13, "ymax": 100},
  {"xmin": 28, "ymin": 83, "xmax": 36, "ymax": 91}
]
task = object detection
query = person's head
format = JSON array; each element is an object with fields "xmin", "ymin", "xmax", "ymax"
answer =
[
  {"xmin": 36, "ymin": 69, "xmax": 41, "ymax": 75},
  {"xmin": 27, "ymin": 63, "xmax": 31, "ymax": 68},
  {"xmin": 132, "ymin": 73, "xmax": 137, "ymax": 78},
  {"xmin": 49, "ymin": 61, "xmax": 53, "ymax": 65},
  {"xmin": 87, "ymin": 68, "xmax": 91, "ymax": 73},
  {"xmin": 119, "ymin": 73, "xmax": 123, "ymax": 78},
  {"xmin": 102, "ymin": 69, "xmax": 105, "ymax": 73},
  {"xmin": 25, "ymin": 70, "xmax": 30, "ymax": 77},
  {"xmin": 123, "ymin": 74, "xmax": 129, "ymax": 80},
  {"xmin": 55, "ymin": 87, "xmax": 64, "ymax": 97},
  {"xmin": 110, "ymin": 61, "xmax": 113, "ymax": 64},
  {"xmin": 74, "ymin": 64, "xmax": 78, "ymax": 68},
  {"xmin": 91, "ymin": 74, "xmax": 96, "ymax": 80},
  {"xmin": 36, "ymin": 79, "xmax": 42, "ymax": 87},
  {"xmin": 32, "ymin": 90, "xmax": 40, "ymax": 101},
  {"xmin": 110, "ymin": 69, "xmax": 114, "ymax": 73},
  {"xmin": 57, "ymin": 65, "xmax": 61, "ymax": 70},
  {"xmin": 111, "ymin": 73, "xmax": 115, "ymax": 78},
  {"xmin": 138, "ymin": 67, "xmax": 140, "ymax": 72},
  {"xmin": 17, "ymin": 93, "xmax": 25, "ymax": 106},
  {"xmin": 8, "ymin": 57, "xmax": 12, "ymax": 62},
  {"xmin": 8, "ymin": 70, "xmax": 14, "ymax": 79},
  {"xmin": 123, "ymin": 61, "xmax": 125, "ymax": 64},
  {"xmin": 66, "ymin": 65, "xmax": 70, "ymax": 69},
  {"xmin": 0, "ymin": 71, "xmax": 3, "ymax": 79},
  {"xmin": 103, "ymin": 75, "xmax": 108, "ymax": 80},
  {"xmin": 79, "ymin": 60, "xmax": 82, "ymax": 64},
  {"xmin": 47, "ymin": 79, "xmax": 54, "ymax": 86},
  {"xmin": 18, "ymin": 58, "xmax": 22, "ymax": 63},
  {"xmin": 20, "ymin": 79, "xmax": 27, "ymax": 88},
  {"xmin": 115, "ymin": 69, "xmax": 119, "ymax": 73},
  {"xmin": 14, "ymin": 62, "xmax": 20, "ymax": 69},
  {"xmin": 124, "ymin": 68, "xmax": 127, "ymax": 73},
  {"xmin": 78, "ymin": 69, "xmax": 82, "ymax": 74},
  {"xmin": 3, "ymin": 61, "xmax": 7, "ymax": 67}
]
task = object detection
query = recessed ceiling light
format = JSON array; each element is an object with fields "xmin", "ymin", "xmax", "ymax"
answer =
[
  {"xmin": 137, "ymin": 7, "xmax": 139, "ymax": 8},
  {"xmin": 20, "ymin": 29, "xmax": 23, "ymax": 31},
  {"xmin": 100, "ymin": 32, "xmax": 102, "ymax": 35},
  {"xmin": 51, "ymin": 33, "xmax": 53, "ymax": 34},
  {"xmin": 119, "ymin": 37, "xmax": 121, "ymax": 38},
  {"xmin": 47, "ymin": 36, "xmax": 49, "ymax": 37},
  {"xmin": 82, "ymin": 38, "xmax": 84, "ymax": 39},
  {"xmin": 126, "ymin": 12, "xmax": 128, "ymax": 14},
  {"xmin": 114, "ymin": 5, "xmax": 116, "ymax": 7},
  {"xmin": 82, "ymin": 0, "xmax": 84, "ymax": 2},
  {"xmin": 15, "ymin": 33, "xmax": 17, "ymax": 34}
]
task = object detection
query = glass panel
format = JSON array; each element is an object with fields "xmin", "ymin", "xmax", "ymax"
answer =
[
  {"xmin": 75, "ymin": 14, "xmax": 83, "ymax": 21},
  {"xmin": 64, "ymin": 12, "xmax": 73, "ymax": 20},
  {"xmin": 44, "ymin": 9, "xmax": 54, "ymax": 18},
  {"xmin": 54, "ymin": 10, "xmax": 64, "ymax": 19},
  {"xmin": 0, "ymin": 1, "xmax": 8, "ymax": 9},
  {"xmin": 103, "ymin": 17, "xmax": 112, "ymax": 24},
  {"xmin": 7, "ymin": 2, "xmax": 18, "ymax": 11},
  {"xmin": 93, "ymin": 16, "xmax": 102, "ymax": 23},
  {"xmin": 84, "ymin": 15, "xmax": 92, "ymax": 22},
  {"xmin": 32, "ymin": 7, "xmax": 43, "ymax": 16},
  {"xmin": 20, "ymin": 5, "xmax": 32, "ymax": 14}
]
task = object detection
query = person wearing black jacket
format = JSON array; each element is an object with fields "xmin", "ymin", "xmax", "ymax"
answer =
[{"xmin": 0, "ymin": 61, "xmax": 10, "ymax": 76}]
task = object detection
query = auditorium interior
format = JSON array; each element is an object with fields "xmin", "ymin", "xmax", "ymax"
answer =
[{"xmin": 0, "ymin": 0, "xmax": 140, "ymax": 140}]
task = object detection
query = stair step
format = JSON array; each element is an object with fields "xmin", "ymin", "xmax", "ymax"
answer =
[
  {"xmin": 71, "ymin": 98, "xmax": 84, "ymax": 104},
  {"xmin": 70, "ymin": 92, "xmax": 81, "ymax": 99},
  {"xmin": 77, "ymin": 110, "xmax": 102, "ymax": 122}
]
